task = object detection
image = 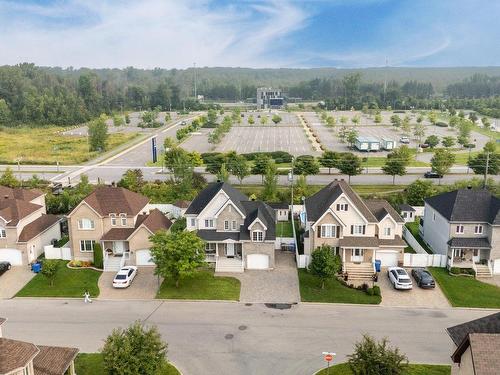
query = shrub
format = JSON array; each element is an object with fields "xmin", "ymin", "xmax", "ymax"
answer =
[
  {"xmin": 366, "ymin": 287, "xmax": 374, "ymax": 296},
  {"xmin": 450, "ymin": 267, "xmax": 460, "ymax": 274},
  {"xmin": 93, "ymin": 243, "xmax": 103, "ymax": 269},
  {"xmin": 436, "ymin": 122, "xmax": 448, "ymax": 127},
  {"xmin": 373, "ymin": 285, "xmax": 381, "ymax": 296},
  {"xmin": 393, "ymin": 110, "xmax": 405, "ymax": 113}
]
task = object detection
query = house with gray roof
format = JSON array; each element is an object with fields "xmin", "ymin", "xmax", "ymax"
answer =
[
  {"xmin": 421, "ymin": 188, "xmax": 500, "ymax": 277},
  {"xmin": 303, "ymin": 180, "xmax": 406, "ymax": 281},
  {"xmin": 185, "ymin": 182, "xmax": 276, "ymax": 272}
]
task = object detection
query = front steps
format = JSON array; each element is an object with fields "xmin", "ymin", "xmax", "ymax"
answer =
[
  {"xmin": 215, "ymin": 257, "xmax": 244, "ymax": 273},
  {"xmin": 475, "ymin": 264, "xmax": 492, "ymax": 278},
  {"xmin": 344, "ymin": 263, "xmax": 374, "ymax": 281}
]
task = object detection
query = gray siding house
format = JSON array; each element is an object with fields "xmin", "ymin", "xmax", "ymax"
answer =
[{"xmin": 421, "ymin": 188, "xmax": 500, "ymax": 277}]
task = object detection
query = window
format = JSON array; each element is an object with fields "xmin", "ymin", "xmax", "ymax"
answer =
[
  {"xmin": 474, "ymin": 225, "xmax": 483, "ymax": 234},
  {"xmin": 110, "ymin": 214, "xmax": 117, "ymax": 226},
  {"xmin": 80, "ymin": 240, "xmax": 95, "ymax": 252},
  {"xmin": 78, "ymin": 218, "xmax": 95, "ymax": 230},
  {"xmin": 190, "ymin": 218, "xmax": 196, "ymax": 226},
  {"xmin": 383, "ymin": 227, "xmax": 391, "ymax": 236},
  {"xmin": 0, "ymin": 228, "xmax": 5, "ymax": 238},
  {"xmin": 252, "ymin": 230, "xmax": 264, "ymax": 242},
  {"xmin": 409, "ymin": 212, "xmax": 413, "ymax": 218},
  {"xmin": 402, "ymin": 212, "xmax": 408, "ymax": 218},
  {"xmin": 232, "ymin": 220, "xmax": 237, "ymax": 230},
  {"xmin": 351, "ymin": 225, "xmax": 365, "ymax": 235},
  {"xmin": 336, "ymin": 203, "xmax": 348, "ymax": 211},
  {"xmin": 224, "ymin": 220, "xmax": 229, "ymax": 230},
  {"xmin": 320, "ymin": 225, "xmax": 336, "ymax": 238},
  {"xmin": 456, "ymin": 225, "xmax": 464, "ymax": 234},
  {"xmin": 473, "ymin": 249, "xmax": 480, "ymax": 257},
  {"xmin": 205, "ymin": 219, "xmax": 214, "ymax": 228},
  {"xmin": 120, "ymin": 213, "xmax": 127, "ymax": 226},
  {"xmin": 205, "ymin": 243, "xmax": 216, "ymax": 254}
]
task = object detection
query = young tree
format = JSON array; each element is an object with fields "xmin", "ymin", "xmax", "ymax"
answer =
[
  {"xmin": 346, "ymin": 128, "xmax": 359, "ymax": 148},
  {"xmin": 118, "ymin": 169, "xmax": 145, "ymax": 192},
  {"xmin": 41, "ymin": 259, "xmax": 59, "ymax": 286},
  {"xmin": 468, "ymin": 111, "xmax": 478, "ymax": 123},
  {"xmin": 293, "ymin": 155, "xmax": 320, "ymax": 181},
  {"xmin": 0, "ymin": 167, "xmax": 20, "ymax": 187},
  {"xmin": 88, "ymin": 114, "xmax": 108, "ymax": 152},
  {"xmin": 390, "ymin": 115, "xmax": 401, "ymax": 127},
  {"xmin": 217, "ymin": 163, "xmax": 230, "ymax": 182},
  {"xmin": 326, "ymin": 116, "xmax": 337, "ymax": 128},
  {"xmin": 427, "ymin": 111, "xmax": 437, "ymax": 125},
  {"xmin": 401, "ymin": 116, "xmax": 411, "ymax": 135},
  {"xmin": 227, "ymin": 154, "xmax": 249, "ymax": 184},
  {"xmin": 416, "ymin": 114, "xmax": 424, "ymax": 124},
  {"xmin": 150, "ymin": 230, "xmax": 205, "ymax": 288},
  {"xmin": 468, "ymin": 152, "xmax": 500, "ymax": 176},
  {"xmin": 431, "ymin": 149, "xmax": 455, "ymax": 184},
  {"xmin": 112, "ymin": 114, "xmax": 124, "ymax": 126},
  {"xmin": 481, "ymin": 116, "xmax": 491, "ymax": 130},
  {"xmin": 374, "ymin": 113, "xmax": 382, "ymax": 124},
  {"xmin": 340, "ymin": 116, "xmax": 348, "ymax": 126},
  {"xmin": 248, "ymin": 115, "xmax": 255, "ymax": 125},
  {"xmin": 319, "ymin": 151, "xmax": 341, "ymax": 174},
  {"xmin": 125, "ymin": 113, "xmax": 130, "ymax": 124},
  {"xmin": 425, "ymin": 135, "xmax": 440, "ymax": 148},
  {"xmin": 262, "ymin": 160, "xmax": 278, "ymax": 201},
  {"xmin": 102, "ymin": 321, "xmax": 168, "ymax": 375},
  {"xmin": 351, "ymin": 115, "xmax": 360, "ymax": 126},
  {"xmin": 260, "ymin": 115, "xmax": 268, "ymax": 125},
  {"xmin": 441, "ymin": 136, "xmax": 456, "ymax": 148},
  {"xmin": 448, "ymin": 115, "xmax": 459, "ymax": 129},
  {"xmin": 382, "ymin": 149, "xmax": 409, "ymax": 185},
  {"xmin": 413, "ymin": 122, "xmax": 425, "ymax": 144},
  {"xmin": 348, "ymin": 334, "xmax": 408, "ymax": 375},
  {"xmin": 271, "ymin": 114, "xmax": 282, "ymax": 125},
  {"xmin": 337, "ymin": 153, "xmax": 363, "ymax": 183},
  {"xmin": 406, "ymin": 180, "xmax": 435, "ymax": 206},
  {"xmin": 309, "ymin": 245, "xmax": 341, "ymax": 289},
  {"xmin": 251, "ymin": 154, "xmax": 273, "ymax": 182}
]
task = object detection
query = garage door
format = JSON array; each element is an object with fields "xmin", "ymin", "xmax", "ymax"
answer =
[
  {"xmin": 376, "ymin": 251, "xmax": 398, "ymax": 267},
  {"xmin": 136, "ymin": 250, "xmax": 155, "ymax": 266},
  {"xmin": 246, "ymin": 254, "xmax": 269, "ymax": 270},
  {"xmin": 0, "ymin": 249, "xmax": 23, "ymax": 266},
  {"xmin": 494, "ymin": 259, "xmax": 500, "ymax": 274}
]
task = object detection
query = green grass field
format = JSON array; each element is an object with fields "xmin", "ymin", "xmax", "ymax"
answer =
[
  {"xmin": 361, "ymin": 156, "xmax": 429, "ymax": 167},
  {"xmin": 315, "ymin": 363, "xmax": 450, "ymax": 375},
  {"xmin": 16, "ymin": 260, "xmax": 101, "ymax": 298},
  {"xmin": 405, "ymin": 222, "xmax": 433, "ymax": 254},
  {"xmin": 0, "ymin": 127, "xmax": 139, "ymax": 165},
  {"xmin": 298, "ymin": 270, "xmax": 381, "ymax": 304},
  {"xmin": 276, "ymin": 221, "xmax": 294, "ymax": 237},
  {"xmin": 428, "ymin": 267, "xmax": 500, "ymax": 308},
  {"xmin": 157, "ymin": 269, "xmax": 240, "ymax": 300}
]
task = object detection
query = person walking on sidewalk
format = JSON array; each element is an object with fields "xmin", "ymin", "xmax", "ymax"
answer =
[{"xmin": 84, "ymin": 289, "xmax": 92, "ymax": 303}]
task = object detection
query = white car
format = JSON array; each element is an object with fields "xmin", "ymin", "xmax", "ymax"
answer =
[
  {"xmin": 399, "ymin": 136, "xmax": 410, "ymax": 144},
  {"xmin": 387, "ymin": 267, "xmax": 413, "ymax": 290},
  {"xmin": 112, "ymin": 266, "xmax": 138, "ymax": 288}
]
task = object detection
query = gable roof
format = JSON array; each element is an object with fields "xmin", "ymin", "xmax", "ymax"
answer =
[
  {"xmin": 447, "ymin": 312, "xmax": 500, "ymax": 346},
  {"xmin": 173, "ymin": 199, "xmax": 191, "ymax": 209},
  {"xmin": 101, "ymin": 209, "xmax": 172, "ymax": 241},
  {"xmin": 451, "ymin": 333, "xmax": 500, "ymax": 374},
  {"xmin": 267, "ymin": 202, "xmax": 289, "ymax": 209},
  {"xmin": 79, "ymin": 186, "xmax": 149, "ymax": 217},
  {"xmin": 0, "ymin": 199, "xmax": 42, "ymax": 226},
  {"xmin": 304, "ymin": 180, "xmax": 377, "ymax": 222},
  {"xmin": 18, "ymin": 214, "xmax": 61, "ymax": 242},
  {"xmin": 185, "ymin": 182, "xmax": 248, "ymax": 215},
  {"xmin": 425, "ymin": 189, "xmax": 500, "ymax": 224},
  {"xmin": 34, "ymin": 345, "xmax": 79, "ymax": 375},
  {"xmin": 365, "ymin": 199, "xmax": 404, "ymax": 223},
  {"xmin": 0, "ymin": 337, "xmax": 39, "ymax": 374},
  {"xmin": 0, "ymin": 186, "xmax": 43, "ymax": 202},
  {"xmin": 241, "ymin": 201, "xmax": 276, "ymax": 239},
  {"xmin": 399, "ymin": 203, "xmax": 416, "ymax": 212}
]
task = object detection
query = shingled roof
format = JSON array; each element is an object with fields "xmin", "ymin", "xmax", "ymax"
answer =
[
  {"xmin": 34, "ymin": 345, "xmax": 79, "ymax": 375},
  {"xmin": 185, "ymin": 182, "xmax": 248, "ymax": 215},
  {"xmin": 0, "ymin": 199, "xmax": 42, "ymax": 226},
  {"xmin": 451, "ymin": 333, "xmax": 500, "ymax": 374},
  {"xmin": 0, "ymin": 337, "xmax": 39, "ymax": 374},
  {"xmin": 365, "ymin": 199, "xmax": 404, "ymax": 223},
  {"xmin": 425, "ymin": 189, "xmax": 500, "ymax": 224},
  {"xmin": 101, "ymin": 209, "xmax": 172, "ymax": 241},
  {"xmin": 447, "ymin": 312, "xmax": 500, "ymax": 346},
  {"xmin": 0, "ymin": 186, "xmax": 43, "ymax": 202},
  {"xmin": 242, "ymin": 201, "xmax": 276, "ymax": 240},
  {"xmin": 18, "ymin": 214, "xmax": 60, "ymax": 242},
  {"xmin": 78, "ymin": 186, "xmax": 149, "ymax": 217}
]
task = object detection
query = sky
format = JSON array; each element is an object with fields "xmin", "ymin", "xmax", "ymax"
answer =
[{"xmin": 0, "ymin": 0, "xmax": 499, "ymax": 69}]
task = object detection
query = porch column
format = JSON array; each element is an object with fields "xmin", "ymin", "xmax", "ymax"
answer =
[
  {"xmin": 449, "ymin": 248, "xmax": 453, "ymax": 268},
  {"xmin": 342, "ymin": 248, "xmax": 346, "ymax": 263}
]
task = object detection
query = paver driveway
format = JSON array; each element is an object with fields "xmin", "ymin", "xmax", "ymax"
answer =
[
  {"xmin": 378, "ymin": 267, "xmax": 450, "ymax": 308},
  {"xmin": 225, "ymin": 250, "xmax": 300, "ymax": 303},
  {"xmin": 98, "ymin": 267, "xmax": 160, "ymax": 299},
  {"xmin": 0, "ymin": 266, "xmax": 35, "ymax": 299}
]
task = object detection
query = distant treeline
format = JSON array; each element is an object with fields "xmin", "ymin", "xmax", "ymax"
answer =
[{"xmin": 0, "ymin": 64, "xmax": 499, "ymax": 127}]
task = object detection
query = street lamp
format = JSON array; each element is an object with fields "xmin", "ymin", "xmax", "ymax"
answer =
[{"xmin": 467, "ymin": 138, "xmax": 477, "ymax": 174}]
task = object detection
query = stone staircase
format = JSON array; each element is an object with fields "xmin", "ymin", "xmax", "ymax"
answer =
[
  {"xmin": 475, "ymin": 264, "xmax": 492, "ymax": 278},
  {"xmin": 104, "ymin": 256, "xmax": 123, "ymax": 272},
  {"xmin": 344, "ymin": 263, "xmax": 375, "ymax": 281},
  {"xmin": 215, "ymin": 257, "xmax": 244, "ymax": 273}
]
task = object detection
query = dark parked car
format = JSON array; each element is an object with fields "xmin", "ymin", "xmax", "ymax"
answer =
[
  {"xmin": 0, "ymin": 261, "xmax": 11, "ymax": 276},
  {"xmin": 424, "ymin": 171, "xmax": 443, "ymax": 178},
  {"xmin": 411, "ymin": 268, "xmax": 436, "ymax": 289}
]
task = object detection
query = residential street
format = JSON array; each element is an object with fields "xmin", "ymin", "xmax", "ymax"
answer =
[{"xmin": 0, "ymin": 299, "xmax": 495, "ymax": 375}]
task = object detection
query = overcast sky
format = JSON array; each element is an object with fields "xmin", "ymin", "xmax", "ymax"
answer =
[{"xmin": 1, "ymin": 0, "xmax": 499, "ymax": 69}]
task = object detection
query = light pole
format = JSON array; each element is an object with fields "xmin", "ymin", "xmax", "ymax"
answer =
[{"xmin": 467, "ymin": 138, "xmax": 477, "ymax": 174}]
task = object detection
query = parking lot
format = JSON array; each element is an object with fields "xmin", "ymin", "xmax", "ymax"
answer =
[{"xmin": 378, "ymin": 268, "xmax": 449, "ymax": 308}]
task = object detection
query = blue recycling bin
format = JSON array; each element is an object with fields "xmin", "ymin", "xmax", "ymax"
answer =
[
  {"xmin": 374, "ymin": 260, "xmax": 382, "ymax": 273},
  {"xmin": 32, "ymin": 263, "xmax": 41, "ymax": 273}
]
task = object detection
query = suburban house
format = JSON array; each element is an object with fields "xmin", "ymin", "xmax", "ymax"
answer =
[
  {"xmin": 447, "ymin": 312, "xmax": 500, "ymax": 375},
  {"xmin": 0, "ymin": 318, "xmax": 79, "ymax": 375},
  {"xmin": 267, "ymin": 202, "xmax": 290, "ymax": 222},
  {"xmin": 67, "ymin": 185, "xmax": 172, "ymax": 271},
  {"xmin": 302, "ymin": 180, "xmax": 406, "ymax": 280},
  {"xmin": 185, "ymin": 182, "xmax": 276, "ymax": 272},
  {"xmin": 421, "ymin": 188, "xmax": 500, "ymax": 277},
  {"xmin": 0, "ymin": 186, "xmax": 62, "ymax": 266}
]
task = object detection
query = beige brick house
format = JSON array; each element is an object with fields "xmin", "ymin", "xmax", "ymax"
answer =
[
  {"xmin": 0, "ymin": 186, "xmax": 61, "ymax": 265},
  {"xmin": 185, "ymin": 182, "xmax": 276, "ymax": 272},
  {"xmin": 67, "ymin": 186, "xmax": 172, "ymax": 271},
  {"xmin": 303, "ymin": 180, "xmax": 406, "ymax": 280}
]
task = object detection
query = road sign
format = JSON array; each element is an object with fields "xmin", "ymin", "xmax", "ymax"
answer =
[{"xmin": 324, "ymin": 354, "xmax": 333, "ymax": 362}]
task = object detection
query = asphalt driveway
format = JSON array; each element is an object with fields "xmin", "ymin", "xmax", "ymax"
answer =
[
  {"xmin": 0, "ymin": 266, "xmax": 35, "ymax": 299},
  {"xmin": 378, "ymin": 267, "xmax": 450, "ymax": 308},
  {"xmin": 98, "ymin": 267, "xmax": 160, "ymax": 299}
]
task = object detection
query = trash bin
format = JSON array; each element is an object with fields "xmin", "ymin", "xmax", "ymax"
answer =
[
  {"xmin": 374, "ymin": 260, "xmax": 382, "ymax": 273},
  {"xmin": 32, "ymin": 263, "xmax": 41, "ymax": 273}
]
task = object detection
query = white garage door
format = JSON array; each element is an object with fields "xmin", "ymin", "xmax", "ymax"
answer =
[
  {"xmin": 246, "ymin": 254, "xmax": 269, "ymax": 270},
  {"xmin": 0, "ymin": 249, "xmax": 23, "ymax": 266},
  {"xmin": 136, "ymin": 250, "xmax": 155, "ymax": 266},
  {"xmin": 494, "ymin": 259, "xmax": 500, "ymax": 274},
  {"xmin": 376, "ymin": 251, "xmax": 398, "ymax": 267}
]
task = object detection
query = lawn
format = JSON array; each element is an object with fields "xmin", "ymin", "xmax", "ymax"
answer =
[
  {"xmin": 0, "ymin": 126, "xmax": 139, "ymax": 165},
  {"xmin": 16, "ymin": 260, "xmax": 101, "ymax": 298},
  {"xmin": 315, "ymin": 363, "xmax": 450, "ymax": 375},
  {"xmin": 428, "ymin": 267, "xmax": 500, "ymax": 308},
  {"xmin": 453, "ymin": 150, "xmax": 480, "ymax": 165},
  {"xmin": 157, "ymin": 269, "xmax": 240, "ymax": 300},
  {"xmin": 75, "ymin": 353, "xmax": 180, "ymax": 375},
  {"xmin": 276, "ymin": 220, "xmax": 294, "ymax": 237},
  {"xmin": 405, "ymin": 222, "xmax": 433, "ymax": 254},
  {"xmin": 351, "ymin": 184, "xmax": 406, "ymax": 196},
  {"xmin": 298, "ymin": 270, "xmax": 381, "ymax": 304},
  {"xmin": 361, "ymin": 156, "xmax": 429, "ymax": 167}
]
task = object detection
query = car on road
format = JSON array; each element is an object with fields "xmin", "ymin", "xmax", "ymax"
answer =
[
  {"xmin": 424, "ymin": 171, "xmax": 443, "ymax": 178},
  {"xmin": 399, "ymin": 136, "xmax": 410, "ymax": 144},
  {"xmin": 112, "ymin": 266, "xmax": 138, "ymax": 288},
  {"xmin": 411, "ymin": 268, "xmax": 436, "ymax": 289},
  {"xmin": 0, "ymin": 261, "xmax": 11, "ymax": 277},
  {"xmin": 387, "ymin": 267, "xmax": 413, "ymax": 290},
  {"xmin": 180, "ymin": 120, "xmax": 187, "ymax": 126}
]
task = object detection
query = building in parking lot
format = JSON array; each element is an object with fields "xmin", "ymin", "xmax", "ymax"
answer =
[{"xmin": 256, "ymin": 87, "xmax": 284, "ymax": 109}]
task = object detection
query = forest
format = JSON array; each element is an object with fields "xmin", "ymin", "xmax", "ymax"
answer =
[{"xmin": 0, "ymin": 63, "xmax": 499, "ymax": 127}]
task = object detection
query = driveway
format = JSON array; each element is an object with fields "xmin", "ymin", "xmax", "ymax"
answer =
[
  {"xmin": 222, "ymin": 250, "xmax": 300, "ymax": 303},
  {"xmin": 481, "ymin": 275, "xmax": 500, "ymax": 287},
  {"xmin": 97, "ymin": 267, "xmax": 160, "ymax": 299},
  {"xmin": 0, "ymin": 266, "xmax": 35, "ymax": 299},
  {"xmin": 378, "ymin": 268, "xmax": 450, "ymax": 308}
]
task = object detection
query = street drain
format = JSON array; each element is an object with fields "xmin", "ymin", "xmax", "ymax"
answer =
[
  {"xmin": 265, "ymin": 303, "xmax": 292, "ymax": 310},
  {"xmin": 238, "ymin": 325, "xmax": 247, "ymax": 331},
  {"xmin": 225, "ymin": 334, "xmax": 234, "ymax": 340}
]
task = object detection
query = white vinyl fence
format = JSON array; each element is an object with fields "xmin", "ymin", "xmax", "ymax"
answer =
[
  {"xmin": 402, "ymin": 226, "xmax": 427, "ymax": 254},
  {"xmin": 44, "ymin": 244, "xmax": 72, "ymax": 260},
  {"xmin": 403, "ymin": 253, "xmax": 447, "ymax": 268}
]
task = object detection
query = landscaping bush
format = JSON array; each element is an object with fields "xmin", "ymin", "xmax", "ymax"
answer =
[
  {"xmin": 366, "ymin": 287, "xmax": 374, "ymax": 296},
  {"xmin": 435, "ymin": 122, "xmax": 448, "ymax": 127},
  {"xmin": 450, "ymin": 267, "xmax": 460, "ymax": 275},
  {"xmin": 93, "ymin": 243, "xmax": 103, "ymax": 269},
  {"xmin": 373, "ymin": 285, "xmax": 381, "ymax": 296}
]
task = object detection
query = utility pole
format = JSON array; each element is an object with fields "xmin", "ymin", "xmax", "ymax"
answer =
[
  {"xmin": 483, "ymin": 152, "xmax": 490, "ymax": 188},
  {"xmin": 193, "ymin": 62, "xmax": 197, "ymax": 99}
]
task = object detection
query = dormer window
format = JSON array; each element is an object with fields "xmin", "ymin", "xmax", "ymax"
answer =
[
  {"xmin": 120, "ymin": 213, "xmax": 127, "ymax": 226},
  {"xmin": 383, "ymin": 227, "xmax": 391, "ymax": 236},
  {"xmin": 110, "ymin": 214, "xmax": 117, "ymax": 226},
  {"xmin": 252, "ymin": 230, "xmax": 264, "ymax": 242},
  {"xmin": 336, "ymin": 203, "xmax": 348, "ymax": 211}
]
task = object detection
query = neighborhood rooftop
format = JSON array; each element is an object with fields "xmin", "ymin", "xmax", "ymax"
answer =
[
  {"xmin": 78, "ymin": 186, "xmax": 150, "ymax": 216},
  {"xmin": 447, "ymin": 312, "xmax": 500, "ymax": 346},
  {"xmin": 185, "ymin": 181, "xmax": 248, "ymax": 215}
]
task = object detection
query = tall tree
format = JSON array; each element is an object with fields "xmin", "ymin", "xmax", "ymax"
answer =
[
  {"xmin": 227, "ymin": 154, "xmax": 249, "ymax": 184},
  {"xmin": 262, "ymin": 160, "xmax": 278, "ymax": 201},
  {"xmin": 309, "ymin": 245, "xmax": 341, "ymax": 289},
  {"xmin": 337, "ymin": 153, "xmax": 363, "ymax": 183},
  {"xmin": 0, "ymin": 167, "xmax": 20, "ymax": 187},
  {"xmin": 88, "ymin": 114, "xmax": 108, "ymax": 152},
  {"xmin": 382, "ymin": 148, "xmax": 410, "ymax": 185},
  {"xmin": 117, "ymin": 169, "xmax": 145, "ymax": 192},
  {"xmin": 319, "ymin": 151, "xmax": 341, "ymax": 174},
  {"xmin": 431, "ymin": 149, "xmax": 455, "ymax": 184},
  {"xmin": 293, "ymin": 155, "xmax": 320, "ymax": 181}
]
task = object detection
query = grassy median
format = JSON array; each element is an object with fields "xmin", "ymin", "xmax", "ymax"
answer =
[{"xmin": 315, "ymin": 363, "xmax": 450, "ymax": 375}]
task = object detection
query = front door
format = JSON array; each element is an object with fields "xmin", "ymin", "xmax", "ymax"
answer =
[
  {"xmin": 351, "ymin": 248, "xmax": 364, "ymax": 263},
  {"xmin": 473, "ymin": 249, "xmax": 480, "ymax": 263},
  {"xmin": 226, "ymin": 243, "xmax": 235, "ymax": 258},
  {"xmin": 113, "ymin": 241, "xmax": 125, "ymax": 255}
]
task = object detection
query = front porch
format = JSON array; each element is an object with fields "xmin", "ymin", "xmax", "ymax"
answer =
[
  {"xmin": 341, "ymin": 247, "xmax": 376, "ymax": 281},
  {"xmin": 448, "ymin": 247, "xmax": 492, "ymax": 278},
  {"xmin": 205, "ymin": 241, "xmax": 244, "ymax": 273},
  {"xmin": 102, "ymin": 240, "xmax": 130, "ymax": 272}
]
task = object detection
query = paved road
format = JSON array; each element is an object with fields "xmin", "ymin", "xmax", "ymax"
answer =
[{"xmin": 0, "ymin": 299, "xmax": 494, "ymax": 375}]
